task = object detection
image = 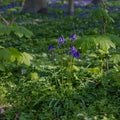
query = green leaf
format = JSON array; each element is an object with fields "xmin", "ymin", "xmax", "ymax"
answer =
[
  {"xmin": 108, "ymin": 34, "xmax": 120, "ymax": 46},
  {"xmin": 30, "ymin": 72, "xmax": 39, "ymax": 80},
  {"xmin": 72, "ymin": 65, "xmax": 79, "ymax": 71},
  {"xmin": 88, "ymin": 67, "xmax": 100, "ymax": 75},
  {"xmin": 94, "ymin": 35, "xmax": 116, "ymax": 53},
  {"xmin": 11, "ymin": 25, "xmax": 33, "ymax": 38},
  {"xmin": 9, "ymin": 48, "xmax": 22, "ymax": 63},
  {"xmin": 0, "ymin": 48, "xmax": 11, "ymax": 61},
  {"xmin": 0, "ymin": 23, "xmax": 33, "ymax": 38},
  {"xmin": 0, "ymin": 23, "xmax": 11, "ymax": 35},
  {"xmin": 79, "ymin": 35, "xmax": 95, "ymax": 52},
  {"xmin": 110, "ymin": 54, "xmax": 120, "ymax": 64},
  {"xmin": 79, "ymin": 35, "xmax": 116, "ymax": 53},
  {"xmin": 88, "ymin": 53, "xmax": 97, "ymax": 58},
  {"xmin": 20, "ymin": 26, "xmax": 33, "ymax": 38},
  {"xmin": 22, "ymin": 52, "xmax": 33, "ymax": 66}
]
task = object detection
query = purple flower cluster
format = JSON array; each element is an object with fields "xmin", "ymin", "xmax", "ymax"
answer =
[
  {"xmin": 58, "ymin": 36, "xmax": 66, "ymax": 43},
  {"xmin": 58, "ymin": 36, "xmax": 66, "ymax": 47},
  {"xmin": 48, "ymin": 34, "xmax": 80, "ymax": 59},
  {"xmin": 48, "ymin": 45, "xmax": 54, "ymax": 51},
  {"xmin": 69, "ymin": 46, "xmax": 80, "ymax": 59},
  {"xmin": 69, "ymin": 33, "xmax": 77, "ymax": 42}
]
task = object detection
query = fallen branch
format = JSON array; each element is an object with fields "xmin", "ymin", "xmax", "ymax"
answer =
[{"xmin": 0, "ymin": 14, "xmax": 9, "ymax": 25}]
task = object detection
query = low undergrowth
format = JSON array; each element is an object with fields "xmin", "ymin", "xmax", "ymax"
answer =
[{"xmin": 0, "ymin": 1, "xmax": 120, "ymax": 120}]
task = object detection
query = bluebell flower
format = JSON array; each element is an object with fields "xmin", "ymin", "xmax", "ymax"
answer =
[
  {"xmin": 58, "ymin": 36, "xmax": 66, "ymax": 43},
  {"xmin": 71, "ymin": 46, "xmax": 77, "ymax": 54},
  {"xmin": 69, "ymin": 34, "xmax": 77, "ymax": 42},
  {"xmin": 68, "ymin": 46, "xmax": 80, "ymax": 59},
  {"xmin": 58, "ymin": 36, "xmax": 66, "ymax": 47},
  {"xmin": 48, "ymin": 45, "xmax": 54, "ymax": 51},
  {"xmin": 73, "ymin": 51, "xmax": 80, "ymax": 58}
]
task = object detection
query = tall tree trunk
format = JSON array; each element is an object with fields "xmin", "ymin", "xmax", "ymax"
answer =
[
  {"xmin": 68, "ymin": 0, "xmax": 74, "ymax": 15},
  {"xmin": 22, "ymin": 0, "xmax": 48, "ymax": 13}
]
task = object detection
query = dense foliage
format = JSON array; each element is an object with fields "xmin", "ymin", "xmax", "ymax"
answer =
[{"xmin": 0, "ymin": 0, "xmax": 120, "ymax": 120}]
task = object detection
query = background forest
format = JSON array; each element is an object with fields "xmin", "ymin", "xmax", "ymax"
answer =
[{"xmin": 0, "ymin": 0, "xmax": 120, "ymax": 120}]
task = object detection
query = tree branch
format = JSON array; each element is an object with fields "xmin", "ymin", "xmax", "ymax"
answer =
[{"xmin": 0, "ymin": 14, "xmax": 9, "ymax": 25}]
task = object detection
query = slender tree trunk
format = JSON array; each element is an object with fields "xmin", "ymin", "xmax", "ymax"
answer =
[
  {"xmin": 22, "ymin": 0, "xmax": 48, "ymax": 13},
  {"xmin": 68, "ymin": 0, "xmax": 74, "ymax": 15}
]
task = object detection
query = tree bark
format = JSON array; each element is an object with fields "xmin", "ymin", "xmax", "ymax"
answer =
[
  {"xmin": 68, "ymin": 0, "xmax": 74, "ymax": 15},
  {"xmin": 22, "ymin": 0, "xmax": 48, "ymax": 13}
]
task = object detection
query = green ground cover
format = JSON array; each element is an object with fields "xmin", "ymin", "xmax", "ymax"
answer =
[{"xmin": 0, "ymin": 1, "xmax": 120, "ymax": 120}]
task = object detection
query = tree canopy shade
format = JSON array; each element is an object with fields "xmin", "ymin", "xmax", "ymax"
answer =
[{"xmin": 22, "ymin": 0, "xmax": 48, "ymax": 13}]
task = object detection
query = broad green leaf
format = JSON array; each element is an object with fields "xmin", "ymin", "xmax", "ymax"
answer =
[
  {"xmin": 108, "ymin": 34, "xmax": 120, "ymax": 46},
  {"xmin": 72, "ymin": 65, "xmax": 79, "ymax": 71},
  {"xmin": 98, "ymin": 49, "xmax": 107, "ymax": 55},
  {"xmin": 0, "ymin": 23, "xmax": 33, "ymax": 38},
  {"xmin": 94, "ymin": 35, "xmax": 116, "ymax": 53},
  {"xmin": 11, "ymin": 25, "xmax": 33, "ymax": 38},
  {"xmin": 11, "ymin": 25, "xmax": 24, "ymax": 38},
  {"xmin": 78, "ymin": 35, "xmax": 116, "ymax": 53},
  {"xmin": 30, "ymin": 72, "xmax": 39, "ymax": 80},
  {"xmin": 79, "ymin": 36, "xmax": 95, "ymax": 52},
  {"xmin": 20, "ymin": 26, "xmax": 33, "ymax": 38},
  {"xmin": 9, "ymin": 48, "xmax": 22, "ymax": 63},
  {"xmin": 0, "ymin": 48, "xmax": 11, "ymax": 61},
  {"xmin": 88, "ymin": 53, "xmax": 97, "ymax": 58},
  {"xmin": 88, "ymin": 67, "xmax": 100, "ymax": 75},
  {"xmin": 110, "ymin": 54, "xmax": 120, "ymax": 64},
  {"xmin": 22, "ymin": 52, "xmax": 33, "ymax": 66}
]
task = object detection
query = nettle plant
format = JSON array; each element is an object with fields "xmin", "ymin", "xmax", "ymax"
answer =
[{"xmin": 0, "ymin": 20, "xmax": 33, "ymax": 71}]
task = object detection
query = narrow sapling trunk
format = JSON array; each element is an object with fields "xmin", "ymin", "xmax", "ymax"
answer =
[
  {"xmin": 68, "ymin": 0, "xmax": 74, "ymax": 15},
  {"xmin": 102, "ymin": 0, "xmax": 109, "ymax": 72}
]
